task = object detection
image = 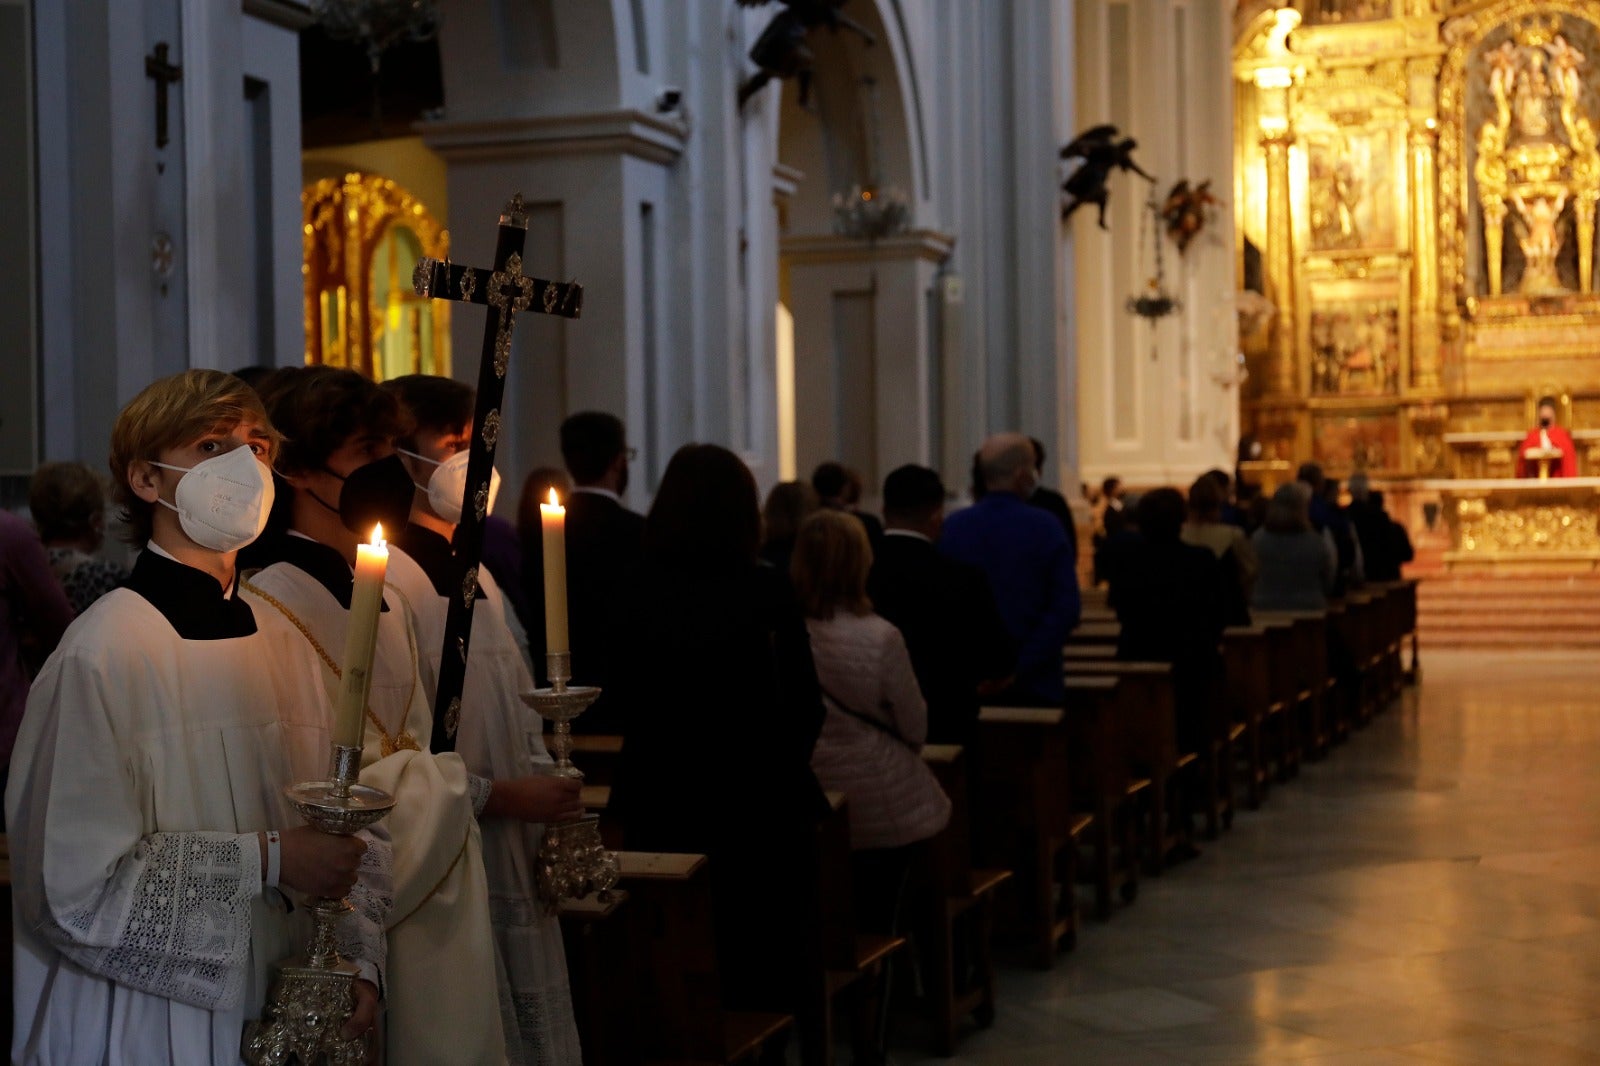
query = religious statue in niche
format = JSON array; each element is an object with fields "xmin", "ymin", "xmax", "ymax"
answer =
[
  {"xmin": 1310, "ymin": 0, "xmax": 1391, "ymax": 27},
  {"xmin": 1060, "ymin": 124, "xmax": 1156, "ymax": 228},
  {"xmin": 1471, "ymin": 15, "xmax": 1600, "ymax": 296},
  {"xmin": 1308, "ymin": 129, "xmax": 1397, "ymax": 251},
  {"xmin": 1309, "ymin": 301, "xmax": 1401, "ymax": 396},
  {"xmin": 736, "ymin": 0, "xmax": 876, "ymax": 109},
  {"xmin": 1160, "ymin": 179, "xmax": 1222, "ymax": 254}
]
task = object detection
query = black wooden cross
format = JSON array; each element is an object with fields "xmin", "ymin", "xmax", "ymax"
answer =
[
  {"xmin": 144, "ymin": 42, "xmax": 182, "ymax": 150},
  {"xmin": 412, "ymin": 194, "xmax": 582, "ymax": 752}
]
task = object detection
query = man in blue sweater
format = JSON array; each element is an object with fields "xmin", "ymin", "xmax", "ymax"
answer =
[{"xmin": 941, "ymin": 433, "xmax": 1081, "ymax": 705}]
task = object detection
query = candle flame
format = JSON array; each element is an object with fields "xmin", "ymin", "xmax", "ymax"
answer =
[
  {"xmin": 547, "ymin": 488, "xmax": 561, "ymax": 507},
  {"xmin": 371, "ymin": 523, "xmax": 384, "ymax": 546}
]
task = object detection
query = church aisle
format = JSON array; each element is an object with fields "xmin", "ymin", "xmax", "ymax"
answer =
[{"xmin": 900, "ymin": 651, "xmax": 1600, "ymax": 1065}]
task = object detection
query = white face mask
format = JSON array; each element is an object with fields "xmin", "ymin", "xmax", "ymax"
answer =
[
  {"xmin": 149, "ymin": 445, "xmax": 275, "ymax": 552},
  {"xmin": 399, "ymin": 448, "xmax": 501, "ymax": 525}
]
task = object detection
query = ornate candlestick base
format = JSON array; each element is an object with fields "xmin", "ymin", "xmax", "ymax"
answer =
[
  {"xmin": 243, "ymin": 747, "xmax": 395, "ymax": 1066},
  {"xmin": 521, "ymin": 652, "xmax": 620, "ymax": 911}
]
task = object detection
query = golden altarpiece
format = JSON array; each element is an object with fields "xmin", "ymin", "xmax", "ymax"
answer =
[
  {"xmin": 303, "ymin": 173, "xmax": 452, "ymax": 382},
  {"xmin": 1234, "ymin": 0, "xmax": 1600, "ymax": 568}
]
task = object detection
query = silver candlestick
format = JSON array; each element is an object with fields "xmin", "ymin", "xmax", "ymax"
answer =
[
  {"xmin": 243, "ymin": 744, "xmax": 395, "ymax": 1065},
  {"xmin": 520, "ymin": 651, "xmax": 620, "ymax": 910}
]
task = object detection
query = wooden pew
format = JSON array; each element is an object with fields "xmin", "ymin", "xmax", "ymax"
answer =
[
  {"xmin": 1062, "ymin": 660, "xmax": 1186, "ymax": 875},
  {"xmin": 1067, "ymin": 621, "xmax": 1123, "ymax": 646},
  {"xmin": 1060, "ymin": 677, "xmax": 1143, "ymax": 919},
  {"xmin": 1257, "ymin": 612, "xmax": 1330, "ymax": 764},
  {"xmin": 913, "ymin": 746, "xmax": 1013, "ymax": 1053},
  {"xmin": 974, "ymin": 706, "xmax": 1091, "ymax": 963},
  {"xmin": 567, "ymin": 734, "xmax": 623, "ymax": 787},
  {"xmin": 1222, "ymin": 625, "xmax": 1272, "ymax": 809},
  {"xmin": 559, "ymin": 889, "xmax": 634, "ymax": 1066},
  {"xmin": 615, "ymin": 851, "xmax": 794, "ymax": 1065},
  {"xmin": 1259, "ymin": 618, "xmax": 1304, "ymax": 779}
]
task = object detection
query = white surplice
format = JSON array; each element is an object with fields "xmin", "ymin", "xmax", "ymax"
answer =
[
  {"xmin": 243, "ymin": 559, "xmax": 507, "ymax": 1066},
  {"xmin": 6, "ymin": 587, "xmax": 347, "ymax": 1064},
  {"xmin": 387, "ymin": 547, "xmax": 581, "ymax": 1065}
]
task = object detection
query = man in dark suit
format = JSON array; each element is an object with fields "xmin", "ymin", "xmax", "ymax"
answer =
[
  {"xmin": 867, "ymin": 465, "xmax": 1016, "ymax": 747},
  {"xmin": 1027, "ymin": 437, "xmax": 1080, "ymax": 566},
  {"xmin": 523, "ymin": 411, "xmax": 645, "ymax": 732}
]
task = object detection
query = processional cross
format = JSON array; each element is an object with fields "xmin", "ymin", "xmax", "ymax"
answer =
[{"xmin": 412, "ymin": 195, "xmax": 582, "ymax": 753}]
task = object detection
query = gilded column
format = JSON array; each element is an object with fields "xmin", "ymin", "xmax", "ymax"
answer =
[
  {"xmin": 1409, "ymin": 120, "xmax": 1441, "ymax": 391},
  {"xmin": 1262, "ymin": 128, "xmax": 1297, "ymax": 397}
]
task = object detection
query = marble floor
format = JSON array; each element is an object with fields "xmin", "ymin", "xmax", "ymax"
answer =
[{"xmin": 899, "ymin": 650, "xmax": 1600, "ymax": 1065}]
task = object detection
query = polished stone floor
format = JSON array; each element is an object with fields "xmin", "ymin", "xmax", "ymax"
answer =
[{"xmin": 901, "ymin": 650, "xmax": 1600, "ymax": 1065}]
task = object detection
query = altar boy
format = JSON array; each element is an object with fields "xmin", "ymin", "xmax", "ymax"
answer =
[{"xmin": 7, "ymin": 369, "xmax": 384, "ymax": 1064}]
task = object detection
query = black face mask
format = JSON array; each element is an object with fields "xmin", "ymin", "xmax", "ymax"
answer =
[
  {"xmin": 314, "ymin": 454, "xmax": 416, "ymax": 536},
  {"xmin": 1541, "ymin": 415, "xmax": 1553, "ymax": 429}
]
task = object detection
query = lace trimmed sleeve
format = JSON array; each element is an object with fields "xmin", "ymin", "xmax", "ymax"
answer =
[{"xmin": 338, "ymin": 825, "xmax": 393, "ymax": 994}]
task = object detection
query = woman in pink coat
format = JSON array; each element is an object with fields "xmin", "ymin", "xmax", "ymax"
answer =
[{"xmin": 791, "ymin": 510, "xmax": 950, "ymax": 933}]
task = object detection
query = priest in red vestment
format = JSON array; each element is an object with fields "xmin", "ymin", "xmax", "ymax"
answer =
[{"xmin": 1517, "ymin": 395, "xmax": 1578, "ymax": 478}]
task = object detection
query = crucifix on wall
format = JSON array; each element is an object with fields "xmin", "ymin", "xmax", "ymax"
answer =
[{"xmin": 144, "ymin": 42, "xmax": 182, "ymax": 150}]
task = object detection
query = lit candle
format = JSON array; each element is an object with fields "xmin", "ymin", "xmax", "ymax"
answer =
[
  {"xmin": 540, "ymin": 489, "xmax": 569, "ymax": 656},
  {"xmin": 334, "ymin": 524, "xmax": 388, "ymax": 750}
]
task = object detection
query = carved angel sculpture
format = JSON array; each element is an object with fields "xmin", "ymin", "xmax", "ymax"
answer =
[
  {"xmin": 1060, "ymin": 124, "xmax": 1156, "ymax": 229},
  {"xmin": 1160, "ymin": 179, "xmax": 1222, "ymax": 253},
  {"xmin": 736, "ymin": 0, "xmax": 876, "ymax": 109}
]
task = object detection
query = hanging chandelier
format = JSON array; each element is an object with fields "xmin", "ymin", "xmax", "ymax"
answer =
[{"xmin": 1126, "ymin": 191, "xmax": 1182, "ymax": 321}]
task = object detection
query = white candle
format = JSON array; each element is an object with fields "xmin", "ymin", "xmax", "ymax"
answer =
[
  {"xmin": 334, "ymin": 524, "xmax": 388, "ymax": 750},
  {"xmin": 540, "ymin": 490, "xmax": 569, "ymax": 656}
]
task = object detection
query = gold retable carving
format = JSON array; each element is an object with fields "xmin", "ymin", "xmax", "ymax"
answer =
[{"xmin": 1441, "ymin": 480, "xmax": 1600, "ymax": 569}]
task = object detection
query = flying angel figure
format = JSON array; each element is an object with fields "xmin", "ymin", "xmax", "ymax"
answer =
[
  {"xmin": 1060, "ymin": 124, "xmax": 1156, "ymax": 229},
  {"xmin": 736, "ymin": 0, "xmax": 876, "ymax": 109}
]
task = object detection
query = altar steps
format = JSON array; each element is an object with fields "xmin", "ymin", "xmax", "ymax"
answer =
[{"xmin": 1415, "ymin": 574, "xmax": 1600, "ymax": 648}]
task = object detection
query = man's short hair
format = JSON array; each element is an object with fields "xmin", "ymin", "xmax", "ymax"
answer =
[
  {"xmin": 882, "ymin": 464, "xmax": 945, "ymax": 524},
  {"xmin": 560, "ymin": 411, "xmax": 627, "ymax": 484},
  {"xmin": 382, "ymin": 375, "xmax": 475, "ymax": 450},
  {"xmin": 1538, "ymin": 395, "xmax": 1558, "ymax": 411},
  {"xmin": 1296, "ymin": 461, "xmax": 1325, "ymax": 491},
  {"xmin": 30, "ymin": 461, "xmax": 108, "ymax": 543},
  {"xmin": 980, "ymin": 441, "xmax": 1034, "ymax": 491},
  {"xmin": 109, "ymin": 369, "xmax": 282, "ymax": 545},
  {"xmin": 1135, "ymin": 487, "xmax": 1186, "ymax": 542},
  {"xmin": 1101, "ymin": 476, "xmax": 1122, "ymax": 498},
  {"xmin": 811, "ymin": 461, "xmax": 849, "ymax": 502},
  {"xmin": 256, "ymin": 366, "xmax": 410, "ymax": 477},
  {"xmin": 1187, "ymin": 473, "xmax": 1223, "ymax": 518}
]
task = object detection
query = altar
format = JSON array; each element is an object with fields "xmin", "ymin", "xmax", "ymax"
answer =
[{"xmin": 1429, "ymin": 477, "xmax": 1600, "ymax": 572}]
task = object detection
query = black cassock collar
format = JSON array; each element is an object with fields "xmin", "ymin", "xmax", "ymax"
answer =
[
  {"xmin": 126, "ymin": 547, "xmax": 257, "ymax": 640},
  {"xmin": 248, "ymin": 533, "xmax": 389, "ymax": 613},
  {"xmin": 392, "ymin": 523, "xmax": 459, "ymax": 598}
]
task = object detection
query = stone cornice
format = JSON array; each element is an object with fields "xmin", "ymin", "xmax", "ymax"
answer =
[
  {"xmin": 242, "ymin": 0, "xmax": 315, "ymax": 31},
  {"xmin": 779, "ymin": 229, "xmax": 955, "ymax": 265},
  {"xmin": 418, "ymin": 109, "xmax": 689, "ymax": 165}
]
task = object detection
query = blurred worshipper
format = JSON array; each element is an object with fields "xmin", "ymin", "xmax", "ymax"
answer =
[
  {"xmin": 384, "ymin": 374, "xmax": 584, "ymax": 1063},
  {"xmin": 9, "ymin": 370, "xmax": 383, "ymax": 1063},
  {"xmin": 1347, "ymin": 484, "xmax": 1414, "ymax": 583},
  {"xmin": 1181, "ymin": 472, "xmax": 1256, "ymax": 624},
  {"xmin": 1251, "ymin": 482, "xmax": 1335, "ymax": 612},
  {"xmin": 0, "ymin": 507, "xmax": 73, "ymax": 798},
  {"xmin": 1203, "ymin": 467, "xmax": 1248, "ymax": 528},
  {"xmin": 1104, "ymin": 488, "xmax": 1229, "ymax": 759},
  {"xmin": 1091, "ymin": 474, "xmax": 1128, "ymax": 584},
  {"xmin": 868, "ymin": 464, "xmax": 1015, "ymax": 747},
  {"xmin": 941, "ymin": 433, "xmax": 1081, "ymax": 706},
  {"xmin": 812, "ymin": 459, "xmax": 885, "ymax": 550},
  {"xmin": 1027, "ymin": 436, "xmax": 1081, "ymax": 563},
  {"xmin": 243, "ymin": 366, "xmax": 507, "ymax": 1064},
  {"xmin": 29, "ymin": 460, "xmax": 130, "ymax": 615},
  {"xmin": 761, "ymin": 479, "xmax": 820, "ymax": 577},
  {"xmin": 791, "ymin": 509, "xmax": 950, "ymax": 935},
  {"xmin": 1517, "ymin": 394, "xmax": 1578, "ymax": 478},
  {"xmin": 1297, "ymin": 462, "xmax": 1362, "ymax": 593},
  {"xmin": 522, "ymin": 411, "xmax": 644, "ymax": 722},
  {"xmin": 609, "ymin": 444, "xmax": 829, "ymax": 1052}
]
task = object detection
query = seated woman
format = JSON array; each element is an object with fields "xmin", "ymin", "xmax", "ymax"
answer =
[
  {"xmin": 1181, "ymin": 473, "xmax": 1254, "ymax": 626},
  {"xmin": 760, "ymin": 479, "xmax": 819, "ymax": 577},
  {"xmin": 1251, "ymin": 483, "xmax": 1335, "ymax": 612},
  {"xmin": 790, "ymin": 510, "xmax": 950, "ymax": 934}
]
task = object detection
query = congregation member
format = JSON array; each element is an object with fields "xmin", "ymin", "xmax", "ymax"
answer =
[
  {"xmin": 0, "ymin": 509, "xmax": 73, "ymax": 787},
  {"xmin": 1203, "ymin": 467, "xmax": 1249, "ymax": 528},
  {"xmin": 1091, "ymin": 475, "xmax": 1128, "ymax": 584},
  {"xmin": 813, "ymin": 459, "xmax": 885, "ymax": 550},
  {"xmin": 242, "ymin": 366, "xmax": 507, "ymax": 1064},
  {"xmin": 1181, "ymin": 472, "xmax": 1256, "ymax": 622},
  {"xmin": 761, "ymin": 478, "xmax": 819, "ymax": 576},
  {"xmin": 1027, "ymin": 436, "xmax": 1080, "ymax": 562},
  {"xmin": 1346, "ymin": 481, "xmax": 1414, "ymax": 583},
  {"xmin": 609, "ymin": 444, "xmax": 829, "ymax": 1050},
  {"xmin": 523, "ymin": 411, "xmax": 643, "ymax": 722},
  {"xmin": 1104, "ymin": 488, "xmax": 1229, "ymax": 757},
  {"xmin": 791, "ymin": 509, "xmax": 951, "ymax": 934},
  {"xmin": 385, "ymin": 374, "xmax": 586, "ymax": 1063},
  {"xmin": 1297, "ymin": 462, "xmax": 1361, "ymax": 592},
  {"xmin": 1252, "ymin": 482, "xmax": 1335, "ymax": 612},
  {"xmin": 28, "ymin": 460, "xmax": 130, "ymax": 615},
  {"xmin": 8, "ymin": 370, "xmax": 384, "ymax": 1063},
  {"xmin": 867, "ymin": 464, "xmax": 1015, "ymax": 747},
  {"xmin": 942, "ymin": 433, "xmax": 1081, "ymax": 706}
]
